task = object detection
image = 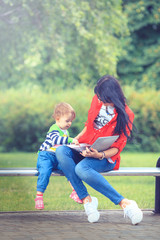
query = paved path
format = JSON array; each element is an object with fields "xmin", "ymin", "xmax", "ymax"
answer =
[{"xmin": 0, "ymin": 210, "xmax": 160, "ymax": 240}]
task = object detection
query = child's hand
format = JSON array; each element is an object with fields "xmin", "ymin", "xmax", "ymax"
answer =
[{"xmin": 72, "ymin": 138, "xmax": 79, "ymax": 145}]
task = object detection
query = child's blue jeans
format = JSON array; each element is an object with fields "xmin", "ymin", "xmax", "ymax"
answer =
[
  {"xmin": 36, "ymin": 151, "xmax": 61, "ymax": 193},
  {"xmin": 56, "ymin": 146, "xmax": 124, "ymax": 205}
]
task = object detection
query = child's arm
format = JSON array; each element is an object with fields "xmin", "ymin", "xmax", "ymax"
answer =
[{"xmin": 48, "ymin": 130, "xmax": 73, "ymax": 146}]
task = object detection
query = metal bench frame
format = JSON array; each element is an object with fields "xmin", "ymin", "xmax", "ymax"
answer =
[{"xmin": 1, "ymin": 157, "xmax": 160, "ymax": 213}]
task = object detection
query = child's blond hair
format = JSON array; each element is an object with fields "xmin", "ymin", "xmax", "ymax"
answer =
[{"xmin": 52, "ymin": 102, "xmax": 76, "ymax": 120}]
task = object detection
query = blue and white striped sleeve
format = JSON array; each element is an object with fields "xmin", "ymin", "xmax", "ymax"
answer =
[{"xmin": 48, "ymin": 130, "xmax": 69, "ymax": 145}]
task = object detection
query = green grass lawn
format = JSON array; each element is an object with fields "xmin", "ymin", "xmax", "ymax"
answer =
[{"xmin": 0, "ymin": 152, "xmax": 159, "ymax": 212}]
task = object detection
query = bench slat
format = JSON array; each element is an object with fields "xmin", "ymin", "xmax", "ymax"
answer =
[{"xmin": 0, "ymin": 167, "xmax": 160, "ymax": 176}]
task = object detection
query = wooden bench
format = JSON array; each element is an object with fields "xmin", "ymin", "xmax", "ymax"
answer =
[{"xmin": 1, "ymin": 157, "xmax": 160, "ymax": 213}]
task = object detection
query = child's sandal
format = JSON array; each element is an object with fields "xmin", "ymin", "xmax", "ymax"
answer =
[
  {"xmin": 70, "ymin": 190, "xmax": 83, "ymax": 204},
  {"xmin": 35, "ymin": 197, "xmax": 44, "ymax": 210}
]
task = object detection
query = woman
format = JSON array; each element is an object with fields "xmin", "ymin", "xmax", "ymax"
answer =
[{"xmin": 56, "ymin": 75, "xmax": 143, "ymax": 225}]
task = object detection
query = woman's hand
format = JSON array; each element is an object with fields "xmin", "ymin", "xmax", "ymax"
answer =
[{"xmin": 81, "ymin": 147, "xmax": 101, "ymax": 159}]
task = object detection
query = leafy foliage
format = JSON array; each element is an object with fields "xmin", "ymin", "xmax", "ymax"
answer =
[
  {"xmin": 0, "ymin": 0, "xmax": 128, "ymax": 90},
  {"xmin": 117, "ymin": 0, "xmax": 160, "ymax": 89},
  {"xmin": 0, "ymin": 1, "xmax": 160, "ymax": 153},
  {"xmin": 124, "ymin": 85, "xmax": 160, "ymax": 151}
]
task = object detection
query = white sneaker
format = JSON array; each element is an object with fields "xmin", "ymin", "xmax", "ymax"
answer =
[
  {"xmin": 84, "ymin": 197, "xmax": 100, "ymax": 223},
  {"xmin": 123, "ymin": 200, "xmax": 143, "ymax": 225}
]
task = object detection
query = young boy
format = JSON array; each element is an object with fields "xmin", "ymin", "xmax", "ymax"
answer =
[{"xmin": 35, "ymin": 102, "xmax": 82, "ymax": 210}]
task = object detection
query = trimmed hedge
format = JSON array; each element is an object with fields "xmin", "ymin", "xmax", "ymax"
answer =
[
  {"xmin": 124, "ymin": 86, "xmax": 160, "ymax": 152},
  {"xmin": 0, "ymin": 85, "xmax": 159, "ymax": 152}
]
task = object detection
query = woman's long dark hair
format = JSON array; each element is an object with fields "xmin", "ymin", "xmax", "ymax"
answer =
[{"xmin": 94, "ymin": 75, "xmax": 133, "ymax": 139}]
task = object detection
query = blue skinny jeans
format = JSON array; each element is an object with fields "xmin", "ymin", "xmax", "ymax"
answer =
[{"xmin": 56, "ymin": 146, "xmax": 124, "ymax": 205}]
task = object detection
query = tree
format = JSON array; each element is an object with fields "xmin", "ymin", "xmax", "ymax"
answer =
[
  {"xmin": 117, "ymin": 0, "xmax": 160, "ymax": 89},
  {"xmin": 0, "ymin": 0, "xmax": 128, "ymax": 90}
]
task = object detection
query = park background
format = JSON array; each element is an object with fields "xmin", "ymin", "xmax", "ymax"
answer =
[{"xmin": 0, "ymin": 0, "xmax": 160, "ymax": 211}]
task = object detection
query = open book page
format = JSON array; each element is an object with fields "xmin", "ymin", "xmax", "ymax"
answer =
[
  {"xmin": 67, "ymin": 143, "xmax": 91, "ymax": 152},
  {"xmin": 47, "ymin": 143, "xmax": 91, "ymax": 153}
]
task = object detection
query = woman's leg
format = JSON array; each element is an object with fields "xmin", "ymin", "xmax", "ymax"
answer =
[
  {"xmin": 56, "ymin": 146, "xmax": 89, "ymax": 200},
  {"xmin": 56, "ymin": 146, "xmax": 100, "ymax": 223},
  {"xmin": 75, "ymin": 157, "xmax": 143, "ymax": 225},
  {"xmin": 75, "ymin": 157, "xmax": 124, "ymax": 205}
]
